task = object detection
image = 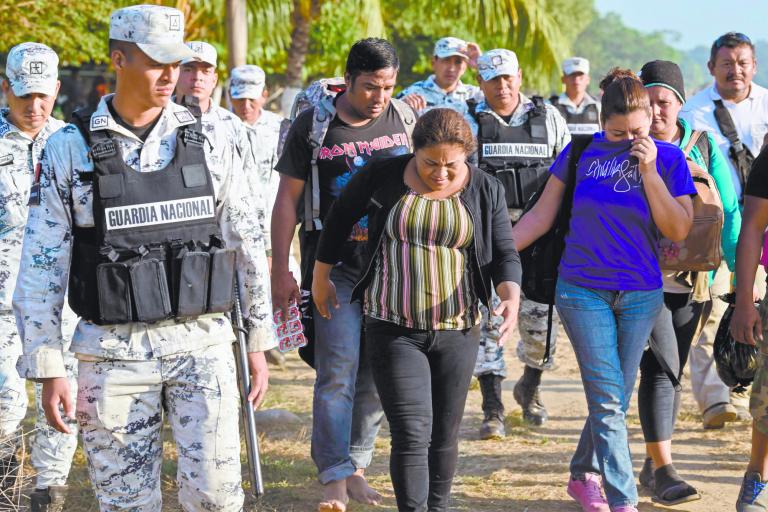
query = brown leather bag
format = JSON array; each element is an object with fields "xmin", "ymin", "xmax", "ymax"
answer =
[{"xmin": 658, "ymin": 131, "xmax": 724, "ymax": 272}]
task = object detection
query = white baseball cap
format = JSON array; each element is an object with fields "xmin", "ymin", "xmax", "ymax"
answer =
[
  {"xmin": 434, "ymin": 37, "xmax": 469, "ymax": 59},
  {"xmin": 477, "ymin": 49, "xmax": 519, "ymax": 81},
  {"xmin": 109, "ymin": 5, "xmax": 196, "ymax": 64},
  {"xmin": 229, "ymin": 65, "xmax": 266, "ymax": 99},
  {"xmin": 182, "ymin": 41, "xmax": 217, "ymax": 67},
  {"xmin": 5, "ymin": 42, "xmax": 59, "ymax": 97},
  {"xmin": 562, "ymin": 57, "xmax": 590, "ymax": 76}
]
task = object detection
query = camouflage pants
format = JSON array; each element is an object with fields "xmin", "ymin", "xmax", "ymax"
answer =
[
  {"xmin": 750, "ymin": 298, "xmax": 768, "ymax": 435},
  {"xmin": 0, "ymin": 314, "xmax": 78, "ymax": 488},
  {"xmin": 76, "ymin": 344, "xmax": 243, "ymax": 511},
  {"xmin": 474, "ymin": 292, "xmax": 560, "ymax": 377}
]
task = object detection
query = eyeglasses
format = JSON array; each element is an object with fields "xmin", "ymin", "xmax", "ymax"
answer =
[{"xmin": 713, "ymin": 32, "xmax": 752, "ymax": 49}]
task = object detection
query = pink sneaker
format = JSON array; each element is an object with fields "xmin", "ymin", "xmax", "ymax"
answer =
[{"xmin": 567, "ymin": 473, "xmax": 610, "ymax": 512}]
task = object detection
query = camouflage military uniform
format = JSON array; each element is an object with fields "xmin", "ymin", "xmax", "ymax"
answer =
[
  {"xmin": 397, "ymin": 75, "xmax": 482, "ymax": 123},
  {"xmin": 0, "ymin": 108, "xmax": 81, "ymax": 488},
  {"xmin": 13, "ymin": 94, "xmax": 275, "ymax": 510},
  {"xmin": 472, "ymin": 94, "xmax": 570, "ymax": 377},
  {"xmin": 243, "ymin": 108, "xmax": 283, "ymax": 255},
  {"xmin": 750, "ymin": 298, "xmax": 768, "ymax": 434}
]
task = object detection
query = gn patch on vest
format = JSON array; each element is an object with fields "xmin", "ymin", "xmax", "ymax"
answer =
[
  {"xmin": 90, "ymin": 115, "xmax": 109, "ymax": 130},
  {"xmin": 0, "ymin": 154, "xmax": 13, "ymax": 166},
  {"xmin": 105, "ymin": 196, "xmax": 215, "ymax": 231},
  {"xmin": 482, "ymin": 143, "xmax": 549, "ymax": 158}
]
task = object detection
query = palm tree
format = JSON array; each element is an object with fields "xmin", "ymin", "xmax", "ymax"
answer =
[{"xmin": 139, "ymin": 0, "xmax": 579, "ymax": 95}]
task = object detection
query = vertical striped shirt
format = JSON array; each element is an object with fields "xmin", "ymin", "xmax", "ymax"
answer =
[{"xmin": 365, "ymin": 189, "xmax": 479, "ymax": 330}]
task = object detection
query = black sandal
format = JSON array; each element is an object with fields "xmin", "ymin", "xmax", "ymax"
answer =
[{"xmin": 651, "ymin": 464, "xmax": 701, "ymax": 506}]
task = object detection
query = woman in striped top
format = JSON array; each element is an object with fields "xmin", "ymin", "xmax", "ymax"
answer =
[{"xmin": 313, "ymin": 108, "xmax": 522, "ymax": 512}]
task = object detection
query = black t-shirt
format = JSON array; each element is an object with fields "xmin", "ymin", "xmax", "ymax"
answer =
[
  {"xmin": 107, "ymin": 99, "xmax": 161, "ymax": 142},
  {"xmin": 746, "ymin": 145, "xmax": 768, "ymax": 198},
  {"xmin": 276, "ymin": 96, "xmax": 411, "ymax": 243}
]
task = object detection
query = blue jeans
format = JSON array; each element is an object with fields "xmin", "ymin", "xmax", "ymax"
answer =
[
  {"xmin": 555, "ymin": 279, "xmax": 663, "ymax": 507},
  {"xmin": 311, "ymin": 262, "xmax": 385, "ymax": 484}
]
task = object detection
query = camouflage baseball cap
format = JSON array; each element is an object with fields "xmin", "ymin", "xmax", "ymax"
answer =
[
  {"xmin": 230, "ymin": 65, "xmax": 266, "ymax": 99},
  {"xmin": 5, "ymin": 42, "xmax": 59, "ymax": 97},
  {"xmin": 434, "ymin": 37, "xmax": 469, "ymax": 59},
  {"xmin": 182, "ymin": 41, "xmax": 217, "ymax": 67},
  {"xmin": 109, "ymin": 5, "xmax": 196, "ymax": 64},
  {"xmin": 477, "ymin": 49, "xmax": 519, "ymax": 81},
  {"xmin": 562, "ymin": 57, "xmax": 589, "ymax": 76}
]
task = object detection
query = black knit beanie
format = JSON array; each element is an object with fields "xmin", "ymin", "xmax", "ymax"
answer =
[{"xmin": 640, "ymin": 60, "xmax": 685, "ymax": 103}]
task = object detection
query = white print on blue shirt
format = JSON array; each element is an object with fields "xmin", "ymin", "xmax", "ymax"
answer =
[{"xmin": 584, "ymin": 156, "xmax": 641, "ymax": 193}]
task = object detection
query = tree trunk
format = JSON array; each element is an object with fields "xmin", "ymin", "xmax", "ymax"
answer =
[
  {"xmin": 284, "ymin": 0, "xmax": 322, "ymax": 88},
  {"xmin": 226, "ymin": 0, "xmax": 248, "ymax": 69}
]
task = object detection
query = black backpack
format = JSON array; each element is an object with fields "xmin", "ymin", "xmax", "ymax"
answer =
[
  {"xmin": 518, "ymin": 134, "xmax": 592, "ymax": 364},
  {"xmin": 520, "ymin": 134, "xmax": 592, "ymax": 304}
]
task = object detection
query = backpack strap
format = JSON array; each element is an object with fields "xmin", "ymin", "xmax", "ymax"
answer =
[
  {"xmin": 682, "ymin": 129, "xmax": 712, "ymax": 171},
  {"xmin": 682, "ymin": 130, "xmax": 704, "ymax": 157},
  {"xmin": 694, "ymin": 130, "xmax": 712, "ymax": 170},
  {"xmin": 542, "ymin": 133, "xmax": 591, "ymax": 364},
  {"xmin": 305, "ymin": 103, "xmax": 334, "ymax": 232},
  {"xmin": 713, "ymin": 98, "xmax": 753, "ymax": 187},
  {"xmin": 390, "ymin": 98, "xmax": 416, "ymax": 150}
]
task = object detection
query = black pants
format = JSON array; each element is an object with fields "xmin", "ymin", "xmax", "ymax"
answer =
[
  {"xmin": 366, "ymin": 317, "xmax": 480, "ymax": 512},
  {"xmin": 638, "ymin": 292, "xmax": 708, "ymax": 442}
]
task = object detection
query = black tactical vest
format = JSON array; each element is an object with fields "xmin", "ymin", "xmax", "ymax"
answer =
[
  {"xmin": 68, "ymin": 105, "xmax": 236, "ymax": 325},
  {"xmin": 551, "ymin": 95, "xmax": 601, "ymax": 135},
  {"xmin": 471, "ymin": 96, "xmax": 554, "ymax": 209}
]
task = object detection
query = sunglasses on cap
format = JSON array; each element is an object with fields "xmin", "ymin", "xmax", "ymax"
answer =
[{"xmin": 713, "ymin": 32, "xmax": 752, "ymax": 49}]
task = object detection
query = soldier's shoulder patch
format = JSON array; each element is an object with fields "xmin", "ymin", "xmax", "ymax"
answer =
[
  {"xmin": 90, "ymin": 115, "xmax": 109, "ymax": 130},
  {"xmin": 0, "ymin": 153, "xmax": 13, "ymax": 166},
  {"xmin": 174, "ymin": 110, "xmax": 195, "ymax": 124}
]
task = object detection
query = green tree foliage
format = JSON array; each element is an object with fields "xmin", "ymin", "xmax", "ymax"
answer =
[
  {"xmin": 306, "ymin": 0, "xmax": 595, "ymax": 93},
  {"xmin": 573, "ymin": 12, "xmax": 682, "ymax": 95},
  {"xmin": 0, "ymin": 0, "xmax": 113, "ymax": 65},
  {"xmin": 1, "ymin": 0, "xmax": 592, "ymax": 94}
]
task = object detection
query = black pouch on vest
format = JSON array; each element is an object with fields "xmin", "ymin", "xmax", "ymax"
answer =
[
  {"xmin": 130, "ymin": 259, "xmax": 172, "ymax": 323},
  {"xmin": 518, "ymin": 167, "xmax": 550, "ymax": 207},
  {"xmin": 207, "ymin": 248, "xmax": 236, "ymax": 313},
  {"xmin": 177, "ymin": 251, "xmax": 211, "ymax": 317},
  {"xmin": 96, "ymin": 262, "xmax": 133, "ymax": 324},
  {"xmin": 495, "ymin": 168, "xmax": 522, "ymax": 208}
]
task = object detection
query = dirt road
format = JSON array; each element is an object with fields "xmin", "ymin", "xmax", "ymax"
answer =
[
  {"xmin": 249, "ymin": 329, "xmax": 748, "ymax": 511},
  {"xmin": 32, "ymin": 328, "xmax": 748, "ymax": 511}
]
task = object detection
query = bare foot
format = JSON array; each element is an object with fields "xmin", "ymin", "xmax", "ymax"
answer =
[
  {"xmin": 318, "ymin": 479, "xmax": 348, "ymax": 512},
  {"xmin": 347, "ymin": 469, "xmax": 382, "ymax": 505}
]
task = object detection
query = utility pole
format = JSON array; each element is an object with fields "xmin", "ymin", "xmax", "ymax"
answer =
[{"xmin": 226, "ymin": 0, "xmax": 248, "ymax": 69}]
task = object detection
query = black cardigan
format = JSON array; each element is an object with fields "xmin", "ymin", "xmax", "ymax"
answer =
[{"xmin": 315, "ymin": 153, "xmax": 522, "ymax": 306}]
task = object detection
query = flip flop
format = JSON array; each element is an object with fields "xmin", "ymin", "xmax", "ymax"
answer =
[{"xmin": 652, "ymin": 481, "xmax": 702, "ymax": 506}]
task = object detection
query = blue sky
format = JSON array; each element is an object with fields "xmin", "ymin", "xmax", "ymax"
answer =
[{"xmin": 594, "ymin": 0, "xmax": 768, "ymax": 50}]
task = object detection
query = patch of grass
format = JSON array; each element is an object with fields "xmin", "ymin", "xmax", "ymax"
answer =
[{"xmin": 504, "ymin": 410, "xmax": 531, "ymax": 436}]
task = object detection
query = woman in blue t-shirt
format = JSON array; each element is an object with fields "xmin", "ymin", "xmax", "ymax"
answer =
[{"xmin": 513, "ymin": 68, "xmax": 696, "ymax": 512}]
